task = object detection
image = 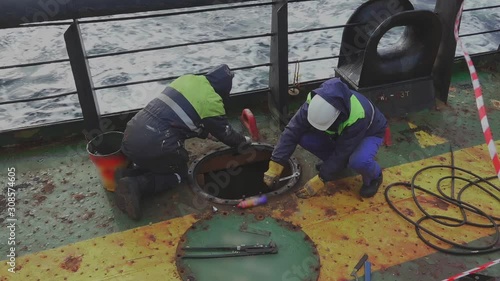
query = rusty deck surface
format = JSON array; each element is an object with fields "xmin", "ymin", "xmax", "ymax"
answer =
[
  {"xmin": 0, "ymin": 57, "xmax": 499, "ymax": 280},
  {"xmin": 0, "ymin": 142, "xmax": 499, "ymax": 281}
]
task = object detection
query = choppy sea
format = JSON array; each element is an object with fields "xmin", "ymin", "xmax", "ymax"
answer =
[{"xmin": 0, "ymin": 0, "xmax": 499, "ymax": 131}]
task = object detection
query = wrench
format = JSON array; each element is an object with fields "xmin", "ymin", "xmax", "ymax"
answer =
[
  {"xmin": 350, "ymin": 254, "xmax": 368, "ymax": 281},
  {"xmin": 278, "ymin": 172, "xmax": 300, "ymax": 182}
]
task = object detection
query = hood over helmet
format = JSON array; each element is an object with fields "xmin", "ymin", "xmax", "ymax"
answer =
[
  {"xmin": 204, "ymin": 64, "xmax": 234, "ymax": 100},
  {"xmin": 308, "ymin": 78, "xmax": 353, "ymax": 130}
]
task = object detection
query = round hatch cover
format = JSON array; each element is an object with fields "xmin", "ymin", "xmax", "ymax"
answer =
[{"xmin": 176, "ymin": 213, "xmax": 320, "ymax": 281}]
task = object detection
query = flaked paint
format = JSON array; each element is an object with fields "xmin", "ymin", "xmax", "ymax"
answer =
[
  {"xmin": 408, "ymin": 122, "xmax": 448, "ymax": 148},
  {"xmin": 1, "ymin": 142, "xmax": 498, "ymax": 280},
  {"xmin": 1, "ymin": 63, "xmax": 499, "ymax": 280}
]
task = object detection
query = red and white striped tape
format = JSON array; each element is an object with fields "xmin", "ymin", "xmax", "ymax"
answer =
[
  {"xmin": 454, "ymin": 2, "xmax": 500, "ymax": 181},
  {"xmin": 442, "ymin": 258, "xmax": 500, "ymax": 281}
]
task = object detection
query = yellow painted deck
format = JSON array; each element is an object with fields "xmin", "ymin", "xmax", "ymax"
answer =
[
  {"xmin": 2, "ymin": 141, "xmax": 498, "ymax": 281},
  {"xmin": 2, "ymin": 58, "xmax": 500, "ymax": 279}
]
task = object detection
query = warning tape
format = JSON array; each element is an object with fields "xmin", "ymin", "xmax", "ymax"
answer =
[
  {"xmin": 442, "ymin": 258, "xmax": 500, "ymax": 281},
  {"xmin": 454, "ymin": 2, "xmax": 500, "ymax": 181}
]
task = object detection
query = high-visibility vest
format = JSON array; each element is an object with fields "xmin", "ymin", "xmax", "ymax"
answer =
[{"xmin": 152, "ymin": 75, "xmax": 225, "ymax": 133}]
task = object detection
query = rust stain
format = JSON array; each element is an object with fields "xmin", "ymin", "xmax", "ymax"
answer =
[
  {"xmin": 5, "ymin": 142, "xmax": 499, "ymax": 280},
  {"xmin": 147, "ymin": 234, "xmax": 157, "ymax": 242},
  {"xmin": 60, "ymin": 255, "xmax": 83, "ymax": 272},
  {"xmin": 325, "ymin": 183, "xmax": 344, "ymax": 196},
  {"xmin": 81, "ymin": 211, "xmax": 95, "ymax": 220},
  {"xmin": 33, "ymin": 194, "xmax": 47, "ymax": 205},
  {"xmin": 278, "ymin": 197, "xmax": 299, "ymax": 218},
  {"xmin": 193, "ymin": 213, "xmax": 203, "ymax": 220},
  {"xmin": 355, "ymin": 238, "xmax": 369, "ymax": 246},
  {"xmin": 41, "ymin": 182, "xmax": 55, "ymax": 194},
  {"xmin": 402, "ymin": 208, "xmax": 416, "ymax": 217},
  {"xmin": 323, "ymin": 208, "xmax": 337, "ymax": 217},
  {"xmin": 413, "ymin": 259, "xmax": 441, "ymax": 280},
  {"xmin": 420, "ymin": 197, "xmax": 450, "ymax": 211},
  {"xmin": 491, "ymin": 99, "xmax": 500, "ymax": 110},
  {"xmin": 72, "ymin": 193, "xmax": 86, "ymax": 201}
]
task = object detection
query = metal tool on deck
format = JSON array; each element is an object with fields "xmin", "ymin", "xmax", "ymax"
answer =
[
  {"xmin": 181, "ymin": 241, "xmax": 278, "ymax": 259},
  {"xmin": 350, "ymin": 254, "xmax": 369, "ymax": 281}
]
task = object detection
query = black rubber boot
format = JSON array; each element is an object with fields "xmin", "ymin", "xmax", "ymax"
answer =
[
  {"xmin": 360, "ymin": 173, "xmax": 383, "ymax": 198},
  {"xmin": 153, "ymin": 173, "xmax": 182, "ymax": 193},
  {"xmin": 114, "ymin": 165, "xmax": 148, "ymax": 183},
  {"xmin": 114, "ymin": 175, "xmax": 153, "ymax": 220}
]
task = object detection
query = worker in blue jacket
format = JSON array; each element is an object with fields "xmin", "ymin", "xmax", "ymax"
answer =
[
  {"xmin": 263, "ymin": 78, "xmax": 387, "ymax": 198},
  {"xmin": 117, "ymin": 64, "xmax": 251, "ymax": 219}
]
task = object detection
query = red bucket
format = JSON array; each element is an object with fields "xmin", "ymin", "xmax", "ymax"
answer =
[{"xmin": 86, "ymin": 131, "xmax": 129, "ymax": 192}]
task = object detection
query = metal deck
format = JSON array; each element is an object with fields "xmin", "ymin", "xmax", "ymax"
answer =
[{"xmin": 0, "ymin": 59, "xmax": 499, "ymax": 280}]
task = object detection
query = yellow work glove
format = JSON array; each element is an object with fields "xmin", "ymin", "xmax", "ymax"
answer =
[
  {"xmin": 263, "ymin": 161, "xmax": 284, "ymax": 187},
  {"xmin": 295, "ymin": 175, "xmax": 324, "ymax": 198}
]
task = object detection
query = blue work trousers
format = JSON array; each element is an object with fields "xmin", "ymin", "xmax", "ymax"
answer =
[{"xmin": 299, "ymin": 131, "xmax": 383, "ymax": 185}]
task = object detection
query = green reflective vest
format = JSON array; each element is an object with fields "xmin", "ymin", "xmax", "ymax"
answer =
[
  {"xmin": 306, "ymin": 92, "xmax": 365, "ymax": 135},
  {"xmin": 170, "ymin": 75, "xmax": 226, "ymax": 119}
]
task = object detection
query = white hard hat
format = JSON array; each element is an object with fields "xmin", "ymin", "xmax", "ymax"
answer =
[{"xmin": 307, "ymin": 95, "xmax": 340, "ymax": 131}]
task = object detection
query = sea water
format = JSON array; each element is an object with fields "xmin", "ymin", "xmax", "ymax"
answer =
[{"xmin": 0, "ymin": 0, "xmax": 498, "ymax": 131}]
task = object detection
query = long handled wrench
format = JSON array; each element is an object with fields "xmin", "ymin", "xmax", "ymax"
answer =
[{"xmin": 350, "ymin": 254, "xmax": 368, "ymax": 281}]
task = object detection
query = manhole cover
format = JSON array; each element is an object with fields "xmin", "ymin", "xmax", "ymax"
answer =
[{"xmin": 176, "ymin": 213, "xmax": 320, "ymax": 281}]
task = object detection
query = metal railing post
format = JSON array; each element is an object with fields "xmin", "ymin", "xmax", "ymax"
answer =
[
  {"xmin": 64, "ymin": 19, "xmax": 101, "ymax": 139},
  {"xmin": 433, "ymin": 0, "xmax": 465, "ymax": 103},
  {"xmin": 268, "ymin": 0, "xmax": 288, "ymax": 128}
]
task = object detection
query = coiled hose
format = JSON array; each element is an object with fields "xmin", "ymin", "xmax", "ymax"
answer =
[{"xmin": 384, "ymin": 146, "xmax": 500, "ymax": 255}]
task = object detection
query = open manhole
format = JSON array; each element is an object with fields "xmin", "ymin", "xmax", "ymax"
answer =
[
  {"xmin": 176, "ymin": 213, "xmax": 320, "ymax": 281},
  {"xmin": 187, "ymin": 143, "xmax": 301, "ymax": 205}
]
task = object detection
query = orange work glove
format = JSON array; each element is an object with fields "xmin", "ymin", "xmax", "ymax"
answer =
[
  {"xmin": 295, "ymin": 175, "xmax": 324, "ymax": 198},
  {"xmin": 263, "ymin": 161, "xmax": 284, "ymax": 187}
]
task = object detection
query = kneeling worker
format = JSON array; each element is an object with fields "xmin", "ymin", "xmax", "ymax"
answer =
[
  {"xmin": 117, "ymin": 64, "xmax": 251, "ymax": 219},
  {"xmin": 263, "ymin": 78, "xmax": 387, "ymax": 198}
]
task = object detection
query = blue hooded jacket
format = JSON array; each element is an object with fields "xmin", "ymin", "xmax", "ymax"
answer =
[
  {"xmin": 122, "ymin": 65, "xmax": 246, "ymax": 162},
  {"xmin": 271, "ymin": 78, "xmax": 387, "ymax": 181}
]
